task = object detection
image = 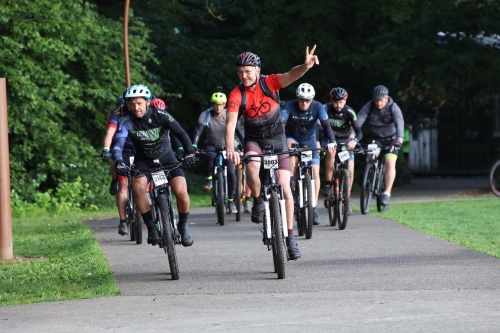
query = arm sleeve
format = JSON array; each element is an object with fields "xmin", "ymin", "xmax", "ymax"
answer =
[
  {"xmin": 392, "ymin": 103, "xmax": 405, "ymax": 138},
  {"xmin": 235, "ymin": 123, "xmax": 245, "ymax": 145},
  {"xmin": 170, "ymin": 132, "xmax": 183, "ymax": 150},
  {"xmin": 192, "ymin": 123, "xmax": 204, "ymax": 146},
  {"xmin": 320, "ymin": 118, "xmax": 336, "ymax": 143},
  {"xmin": 111, "ymin": 118, "xmax": 131, "ymax": 162}
]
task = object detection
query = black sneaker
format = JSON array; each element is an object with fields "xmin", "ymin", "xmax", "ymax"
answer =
[
  {"xmin": 144, "ymin": 220, "xmax": 160, "ymax": 245},
  {"xmin": 251, "ymin": 201, "xmax": 265, "ymax": 224},
  {"xmin": 118, "ymin": 221, "xmax": 128, "ymax": 235},
  {"xmin": 286, "ymin": 235, "xmax": 301, "ymax": 260},
  {"xmin": 177, "ymin": 221, "xmax": 194, "ymax": 247},
  {"xmin": 313, "ymin": 210, "xmax": 320, "ymax": 225},
  {"xmin": 109, "ymin": 179, "xmax": 118, "ymax": 196},
  {"xmin": 323, "ymin": 183, "xmax": 332, "ymax": 197}
]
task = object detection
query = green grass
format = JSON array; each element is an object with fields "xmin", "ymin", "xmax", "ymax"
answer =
[
  {"xmin": 373, "ymin": 198, "xmax": 500, "ymax": 258},
  {"xmin": 0, "ymin": 210, "xmax": 120, "ymax": 307}
]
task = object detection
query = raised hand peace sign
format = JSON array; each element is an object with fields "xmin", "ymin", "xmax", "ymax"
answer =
[{"xmin": 303, "ymin": 45, "xmax": 319, "ymax": 70}]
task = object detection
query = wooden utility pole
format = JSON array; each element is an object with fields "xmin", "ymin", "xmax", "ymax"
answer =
[
  {"xmin": 124, "ymin": 0, "xmax": 131, "ymax": 87},
  {"xmin": 0, "ymin": 78, "xmax": 13, "ymax": 260}
]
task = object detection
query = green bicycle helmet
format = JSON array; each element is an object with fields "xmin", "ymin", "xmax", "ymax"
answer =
[{"xmin": 211, "ymin": 92, "xmax": 227, "ymax": 103}]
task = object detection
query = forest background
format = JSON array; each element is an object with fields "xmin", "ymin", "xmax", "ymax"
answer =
[{"xmin": 1, "ymin": 0, "xmax": 500, "ymax": 211}]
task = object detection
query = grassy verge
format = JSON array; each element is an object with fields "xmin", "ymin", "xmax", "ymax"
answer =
[
  {"xmin": 0, "ymin": 210, "xmax": 120, "ymax": 307},
  {"xmin": 373, "ymin": 198, "xmax": 500, "ymax": 258}
]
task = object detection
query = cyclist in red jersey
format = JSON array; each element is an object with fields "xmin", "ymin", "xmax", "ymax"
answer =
[{"xmin": 225, "ymin": 46, "xmax": 319, "ymax": 260}]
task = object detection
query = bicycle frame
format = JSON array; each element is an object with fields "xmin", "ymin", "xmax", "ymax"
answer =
[
  {"xmin": 292, "ymin": 146, "xmax": 317, "ymax": 209},
  {"xmin": 212, "ymin": 146, "xmax": 228, "ymax": 209}
]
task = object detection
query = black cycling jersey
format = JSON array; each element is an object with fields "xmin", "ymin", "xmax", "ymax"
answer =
[{"xmin": 324, "ymin": 103, "xmax": 363, "ymax": 141}]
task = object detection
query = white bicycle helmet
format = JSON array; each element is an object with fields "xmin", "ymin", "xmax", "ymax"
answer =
[
  {"xmin": 124, "ymin": 84, "xmax": 152, "ymax": 100},
  {"xmin": 296, "ymin": 83, "xmax": 315, "ymax": 99}
]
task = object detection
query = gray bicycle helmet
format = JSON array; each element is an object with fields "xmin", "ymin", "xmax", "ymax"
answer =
[
  {"xmin": 330, "ymin": 87, "xmax": 348, "ymax": 101},
  {"xmin": 235, "ymin": 52, "xmax": 261, "ymax": 67},
  {"xmin": 372, "ymin": 85, "xmax": 389, "ymax": 100}
]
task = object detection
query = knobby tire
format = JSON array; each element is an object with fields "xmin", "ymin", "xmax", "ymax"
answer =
[
  {"xmin": 216, "ymin": 171, "xmax": 225, "ymax": 226},
  {"xmin": 360, "ymin": 162, "xmax": 375, "ymax": 215},
  {"xmin": 328, "ymin": 173, "xmax": 335, "ymax": 226},
  {"xmin": 377, "ymin": 166, "xmax": 388, "ymax": 212},
  {"xmin": 270, "ymin": 190, "xmax": 285, "ymax": 279},
  {"xmin": 304, "ymin": 173, "xmax": 314, "ymax": 239},
  {"xmin": 158, "ymin": 192, "xmax": 179, "ymax": 280},
  {"xmin": 337, "ymin": 168, "xmax": 350, "ymax": 230},
  {"xmin": 134, "ymin": 205, "xmax": 143, "ymax": 244}
]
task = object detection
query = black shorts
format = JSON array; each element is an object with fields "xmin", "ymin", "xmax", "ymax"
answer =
[
  {"xmin": 373, "ymin": 138, "xmax": 399, "ymax": 159},
  {"xmin": 133, "ymin": 150, "xmax": 185, "ymax": 183},
  {"xmin": 244, "ymin": 134, "xmax": 290, "ymax": 171}
]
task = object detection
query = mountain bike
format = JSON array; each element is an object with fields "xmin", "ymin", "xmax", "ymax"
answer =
[
  {"xmin": 136, "ymin": 159, "xmax": 186, "ymax": 280},
  {"xmin": 242, "ymin": 146, "xmax": 292, "ymax": 279},
  {"xmin": 289, "ymin": 145, "xmax": 319, "ymax": 239},
  {"xmin": 489, "ymin": 160, "xmax": 500, "ymax": 197},
  {"xmin": 360, "ymin": 142, "xmax": 392, "ymax": 214},
  {"xmin": 324, "ymin": 143, "xmax": 362, "ymax": 229}
]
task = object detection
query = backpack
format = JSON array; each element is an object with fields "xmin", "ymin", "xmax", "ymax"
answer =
[
  {"xmin": 203, "ymin": 107, "xmax": 226, "ymax": 128},
  {"xmin": 238, "ymin": 74, "xmax": 280, "ymax": 118}
]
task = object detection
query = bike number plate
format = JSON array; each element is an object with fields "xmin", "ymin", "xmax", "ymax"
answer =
[
  {"xmin": 338, "ymin": 151, "xmax": 350, "ymax": 162},
  {"xmin": 367, "ymin": 144, "xmax": 378, "ymax": 153},
  {"xmin": 263, "ymin": 155, "xmax": 278, "ymax": 169},
  {"xmin": 302, "ymin": 151, "xmax": 312, "ymax": 162},
  {"xmin": 152, "ymin": 171, "xmax": 168, "ymax": 186}
]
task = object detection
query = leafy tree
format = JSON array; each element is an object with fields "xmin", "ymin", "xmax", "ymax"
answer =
[{"xmin": 0, "ymin": 0, "xmax": 159, "ymax": 203}]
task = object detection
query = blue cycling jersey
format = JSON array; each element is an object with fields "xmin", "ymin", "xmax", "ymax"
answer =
[{"xmin": 281, "ymin": 100, "xmax": 328, "ymax": 141}]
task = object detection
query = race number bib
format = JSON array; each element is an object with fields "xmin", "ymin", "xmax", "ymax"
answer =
[
  {"xmin": 338, "ymin": 151, "xmax": 350, "ymax": 162},
  {"xmin": 367, "ymin": 144, "xmax": 378, "ymax": 153},
  {"xmin": 151, "ymin": 171, "xmax": 168, "ymax": 186},
  {"xmin": 302, "ymin": 151, "xmax": 312, "ymax": 162},
  {"xmin": 263, "ymin": 155, "xmax": 278, "ymax": 169}
]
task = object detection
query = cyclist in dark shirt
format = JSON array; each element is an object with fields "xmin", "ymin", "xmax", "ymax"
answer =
[
  {"xmin": 322, "ymin": 87, "xmax": 363, "ymax": 215},
  {"xmin": 357, "ymin": 85, "xmax": 404, "ymax": 206},
  {"xmin": 112, "ymin": 84, "xmax": 196, "ymax": 247},
  {"xmin": 281, "ymin": 83, "xmax": 337, "ymax": 225},
  {"xmin": 224, "ymin": 46, "xmax": 320, "ymax": 260}
]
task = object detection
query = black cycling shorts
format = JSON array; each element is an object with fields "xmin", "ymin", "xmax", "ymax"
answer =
[
  {"xmin": 133, "ymin": 150, "xmax": 185, "ymax": 183},
  {"xmin": 244, "ymin": 134, "xmax": 290, "ymax": 171}
]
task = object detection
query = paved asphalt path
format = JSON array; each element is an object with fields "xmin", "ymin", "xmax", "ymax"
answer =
[{"xmin": 1, "ymin": 177, "xmax": 499, "ymax": 332}]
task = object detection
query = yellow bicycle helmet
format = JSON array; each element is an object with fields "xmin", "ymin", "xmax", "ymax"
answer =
[{"xmin": 211, "ymin": 92, "xmax": 227, "ymax": 103}]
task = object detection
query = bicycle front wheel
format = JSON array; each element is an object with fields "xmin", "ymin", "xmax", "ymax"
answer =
[
  {"xmin": 360, "ymin": 162, "xmax": 375, "ymax": 215},
  {"xmin": 336, "ymin": 169, "xmax": 350, "ymax": 230},
  {"xmin": 490, "ymin": 160, "xmax": 500, "ymax": 197},
  {"xmin": 216, "ymin": 170, "xmax": 225, "ymax": 226},
  {"xmin": 376, "ymin": 166, "xmax": 388, "ymax": 212},
  {"xmin": 303, "ymin": 173, "xmax": 314, "ymax": 239},
  {"xmin": 158, "ymin": 192, "xmax": 179, "ymax": 280},
  {"xmin": 327, "ymin": 174, "xmax": 335, "ymax": 226},
  {"xmin": 270, "ymin": 190, "xmax": 285, "ymax": 279}
]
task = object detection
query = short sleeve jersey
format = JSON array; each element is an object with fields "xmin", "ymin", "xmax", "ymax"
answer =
[
  {"xmin": 197, "ymin": 108, "xmax": 227, "ymax": 146},
  {"xmin": 227, "ymin": 74, "xmax": 283, "ymax": 139},
  {"xmin": 281, "ymin": 100, "xmax": 328, "ymax": 141}
]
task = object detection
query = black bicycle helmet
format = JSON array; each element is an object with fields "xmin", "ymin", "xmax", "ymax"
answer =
[
  {"xmin": 330, "ymin": 87, "xmax": 348, "ymax": 101},
  {"xmin": 372, "ymin": 85, "xmax": 389, "ymax": 100},
  {"xmin": 235, "ymin": 52, "xmax": 261, "ymax": 67}
]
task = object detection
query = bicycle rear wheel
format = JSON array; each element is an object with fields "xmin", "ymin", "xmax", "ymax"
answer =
[
  {"xmin": 303, "ymin": 173, "xmax": 314, "ymax": 239},
  {"xmin": 158, "ymin": 192, "xmax": 179, "ymax": 280},
  {"xmin": 360, "ymin": 162, "xmax": 375, "ymax": 215},
  {"xmin": 490, "ymin": 160, "xmax": 500, "ymax": 197},
  {"xmin": 336, "ymin": 169, "xmax": 350, "ymax": 230},
  {"xmin": 270, "ymin": 191, "xmax": 285, "ymax": 279},
  {"xmin": 235, "ymin": 166, "xmax": 242, "ymax": 221},
  {"xmin": 376, "ymin": 166, "xmax": 388, "ymax": 212},
  {"xmin": 216, "ymin": 170, "xmax": 225, "ymax": 225}
]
